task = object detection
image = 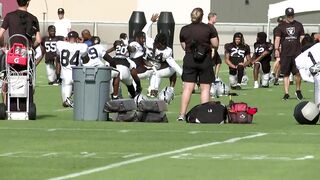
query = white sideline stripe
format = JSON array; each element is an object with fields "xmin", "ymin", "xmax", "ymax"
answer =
[
  {"xmin": 0, "ymin": 152, "xmax": 22, "ymax": 157},
  {"xmin": 1, "ymin": 127, "xmax": 320, "ymax": 136},
  {"xmin": 122, "ymin": 153, "xmax": 142, "ymax": 158},
  {"xmin": 41, "ymin": 153, "xmax": 58, "ymax": 157},
  {"xmin": 49, "ymin": 132, "xmax": 267, "ymax": 180}
]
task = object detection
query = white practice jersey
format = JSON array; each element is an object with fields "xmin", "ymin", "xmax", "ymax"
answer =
[
  {"xmin": 154, "ymin": 47, "xmax": 172, "ymax": 62},
  {"xmin": 129, "ymin": 41, "xmax": 145, "ymax": 59},
  {"xmin": 84, "ymin": 44, "xmax": 107, "ymax": 67},
  {"xmin": 56, "ymin": 41, "xmax": 88, "ymax": 76},
  {"xmin": 295, "ymin": 43, "xmax": 320, "ymax": 83},
  {"xmin": 142, "ymin": 20, "xmax": 155, "ymax": 49}
]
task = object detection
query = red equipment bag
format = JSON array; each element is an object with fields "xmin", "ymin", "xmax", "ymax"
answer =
[
  {"xmin": 227, "ymin": 102, "xmax": 257, "ymax": 124},
  {"xmin": 6, "ymin": 43, "xmax": 28, "ymax": 66}
]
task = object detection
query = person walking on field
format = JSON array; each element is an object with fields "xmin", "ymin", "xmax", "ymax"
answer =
[{"xmin": 274, "ymin": 7, "xmax": 304, "ymax": 101}]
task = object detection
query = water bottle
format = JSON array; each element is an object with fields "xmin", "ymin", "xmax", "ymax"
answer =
[
  {"xmin": 20, "ymin": 47, "xmax": 27, "ymax": 58},
  {"xmin": 15, "ymin": 46, "xmax": 21, "ymax": 55}
]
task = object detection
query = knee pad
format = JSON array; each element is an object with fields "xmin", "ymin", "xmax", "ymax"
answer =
[
  {"xmin": 241, "ymin": 74, "xmax": 249, "ymax": 85},
  {"xmin": 46, "ymin": 64, "xmax": 56, "ymax": 82},
  {"xmin": 261, "ymin": 73, "xmax": 270, "ymax": 87},
  {"xmin": 229, "ymin": 75, "xmax": 237, "ymax": 87}
]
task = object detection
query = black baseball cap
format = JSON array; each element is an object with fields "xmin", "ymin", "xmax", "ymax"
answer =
[
  {"xmin": 68, "ymin": 31, "xmax": 79, "ymax": 38},
  {"xmin": 285, "ymin": 7, "xmax": 294, "ymax": 16},
  {"xmin": 58, "ymin": 8, "xmax": 65, "ymax": 14}
]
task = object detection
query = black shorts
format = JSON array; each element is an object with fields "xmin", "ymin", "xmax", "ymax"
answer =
[
  {"xmin": 255, "ymin": 60, "xmax": 271, "ymax": 74},
  {"xmin": 212, "ymin": 49, "xmax": 222, "ymax": 65},
  {"xmin": 280, "ymin": 55, "xmax": 299, "ymax": 76},
  {"xmin": 182, "ymin": 53, "xmax": 214, "ymax": 84}
]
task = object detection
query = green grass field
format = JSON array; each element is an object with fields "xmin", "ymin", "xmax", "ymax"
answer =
[{"xmin": 0, "ymin": 62, "xmax": 320, "ymax": 180}]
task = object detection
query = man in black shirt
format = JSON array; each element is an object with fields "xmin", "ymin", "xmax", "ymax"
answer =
[
  {"xmin": 0, "ymin": 0, "xmax": 41, "ymax": 47},
  {"xmin": 274, "ymin": 7, "xmax": 304, "ymax": 101}
]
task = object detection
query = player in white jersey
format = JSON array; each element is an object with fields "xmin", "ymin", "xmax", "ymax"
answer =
[
  {"xmin": 107, "ymin": 33, "xmax": 143, "ymax": 95},
  {"xmin": 56, "ymin": 31, "xmax": 88, "ymax": 107},
  {"xmin": 295, "ymin": 43, "xmax": 320, "ymax": 109},
  {"xmin": 128, "ymin": 31, "xmax": 154, "ymax": 81},
  {"xmin": 142, "ymin": 14, "xmax": 182, "ymax": 97},
  {"xmin": 82, "ymin": 36, "xmax": 121, "ymax": 99}
]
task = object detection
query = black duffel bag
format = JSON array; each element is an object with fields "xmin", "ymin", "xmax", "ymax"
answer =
[{"xmin": 186, "ymin": 101, "xmax": 227, "ymax": 124}]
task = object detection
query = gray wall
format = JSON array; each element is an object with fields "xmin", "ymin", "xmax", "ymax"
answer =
[{"xmin": 211, "ymin": 0, "xmax": 320, "ymax": 23}]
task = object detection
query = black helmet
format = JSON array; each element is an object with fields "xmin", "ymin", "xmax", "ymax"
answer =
[
  {"xmin": 91, "ymin": 36, "xmax": 101, "ymax": 45},
  {"xmin": 67, "ymin": 31, "xmax": 79, "ymax": 38}
]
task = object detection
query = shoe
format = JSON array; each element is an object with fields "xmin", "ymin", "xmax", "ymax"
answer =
[
  {"xmin": 215, "ymin": 76, "xmax": 221, "ymax": 83},
  {"xmin": 52, "ymin": 78, "xmax": 62, "ymax": 86},
  {"xmin": 295, "ymin": 90, "xmax": 303, "ymax": 100},
  {"xmin": 111, "ymin": 95, "xmax": 119, "ymax": 100},
  {"xmin": 65, "ymin": 97, "xmax": 74, "ymax": 108},
  {"xmin": 235, "ymin": 83, "xmax": 241, "ymax": 90},
  {"xmin": 48, "ymin": 81, "xmax": 54, "ymax": 85},
  {"xmin": 253, "ymin": 81, "xmax": 259, "ymax": 89},
  {"xmin": 177, "ymin": 114, "xmax": 186, "ymax": 121},
  {"xmin": 274, "ymin": 78, "xmax": 279, "ymax": 86},
  {"xmin": 282, "ymin": 94, "xmax": 290, "ymax": 101}
]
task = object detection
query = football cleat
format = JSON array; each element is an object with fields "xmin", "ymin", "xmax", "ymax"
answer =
[{"xmin": 158, "ymin": 86, "xmax": 175, "ymax": 104}]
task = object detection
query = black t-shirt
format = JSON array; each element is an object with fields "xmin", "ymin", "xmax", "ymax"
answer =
[
  {"xmin": 275, "ymin": 20, "xmax": 304, "ymax": 56},
  {"xmin": 1, "ymin": 10, "xmax": 40, "ymax": 45},
  {"xmin": 179, "ymin": 22, "xmax": 217, "ymax": 53}
]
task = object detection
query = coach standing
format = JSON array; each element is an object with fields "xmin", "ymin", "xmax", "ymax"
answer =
[
  {"xmin": 274, "ymin": 7, "xmax": 304, "ymax": 101},
  {"xmin": 177, "ymin": 7, "xmax": 218, "ymax": 121},
  {"xmin": 208, "ymin": 12, "xmax": 222, "ymax": 81},
  {"xmin": 54, "ymin": 8, "xmax": 71, "ymax": 37}
]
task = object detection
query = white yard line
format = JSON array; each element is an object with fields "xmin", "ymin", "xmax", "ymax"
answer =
[
  {"xmin": 1, "ymin": 127, "xmax": 320, "ymax": 136},
  {"xmin": 49, "ymin": 132, "xmax": 267, "ymax": 180}
]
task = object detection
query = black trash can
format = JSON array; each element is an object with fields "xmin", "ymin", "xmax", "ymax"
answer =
[
  {"xmin": 128, "ymin": 11, "xmax": 146, "ymax": 42},
  {"xmin": 157, "ymin": 12, "xmax": 175, "ymax": 49}
]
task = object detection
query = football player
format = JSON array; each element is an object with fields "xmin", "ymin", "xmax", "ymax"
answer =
[
  {"xmin": 56, "ymin": 31, "xmax": 88, "ymax": 107},
  {"xmin": 252, "ymin": 32, "xmax": 274, "ymax": 88},
  {"xmin": 107, "ymin": 36, "xmax": 141, "ymax": 98},
  {"xmin": 40, "ymin": 25, "xmax": 64, "ymax": 85},
  {"xmin": 141, "ymin": 13, "xmax": 182, "ymax": 97},
  {"xmin": 106, "ymin": 33, "xmax": 142, "ymax": 96},
  {"xmin": 147, "ymin": 33, "xmax": 183, "ymax": 97},
  {"xmin": 224, "ymin": 32, "xmax": 252, "ymax": 90},
  {"xmin": 128, "ymin": 31, "xmax": 154, "ymax": 92},
  {"xmin": 82, "ymin": 36, "xmax": 121, "ymax": 99},
  {"xmin": 295, "ymin": 43, "xmax": 320, "ymax": 108}
]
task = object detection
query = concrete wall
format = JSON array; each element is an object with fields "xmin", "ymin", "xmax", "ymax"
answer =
[{"xmin": 27, "ymin": 0, "xmax": 209, "ymax": 23}]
